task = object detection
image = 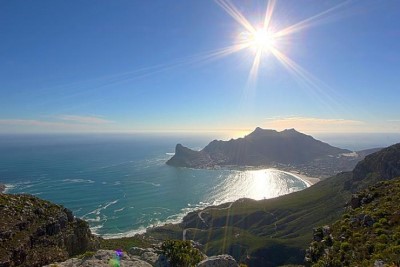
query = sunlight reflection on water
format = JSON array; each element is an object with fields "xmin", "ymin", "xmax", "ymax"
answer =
[{"xmin": 207, "ymin": 169, "xmax": 306, "ymax": 204}]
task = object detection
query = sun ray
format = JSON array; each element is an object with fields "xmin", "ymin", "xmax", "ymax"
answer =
[
  {"xmin": 269, "ymin": 46, "xmax": 346, "ymax": 111},
  {"xmin": 248, "ymin": 49, "xmax": 262, "ymax": 85},
  {"xmin": 30, "ymin": 42, "xmax": 253, "ymax": 112},
  {"xmin": 263, "ymin": 0, "xmax": 277, "ymax": 30},
  {"xmin": 215, "ymin": 0, "xmax": 256, "ymax": 34},
  {"xmin": 274, "ymin": 1, "xmax": 350, "ymax": 38}
]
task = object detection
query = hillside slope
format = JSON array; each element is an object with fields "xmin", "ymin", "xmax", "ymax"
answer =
[
  {"xmin": 307, "ymin": 178, "xmax": 400, "ymax": 266},
  {"xmin": 149, "ymin": 143, "xmax": 400, "ymax": 266}
]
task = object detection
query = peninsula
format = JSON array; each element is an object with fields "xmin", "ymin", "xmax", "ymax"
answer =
[{"xmin": 167, "ymin": 128, "xmax": 378, "ymax": 178}]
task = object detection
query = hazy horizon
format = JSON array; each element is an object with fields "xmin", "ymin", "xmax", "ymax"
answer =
[{"xmin": 1, "ymin": 129, "xmax": 399, "ymax": 152}]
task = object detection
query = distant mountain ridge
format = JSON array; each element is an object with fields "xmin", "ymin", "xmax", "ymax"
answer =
[{"xmin": 167, "ymin": 127, "xmax": 351, "ymax": 168}]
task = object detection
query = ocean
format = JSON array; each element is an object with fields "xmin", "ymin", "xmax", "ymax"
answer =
[{"xmin": 2, "ymin": 132, "xmax": 392, "ymax": 238}]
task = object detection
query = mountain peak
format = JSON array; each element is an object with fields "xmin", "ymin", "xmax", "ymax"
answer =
[
  {"xmin": 247, "ymin": 127, "xmax": 277, "ymax": 137},
  {"xmin": 282, "ymin": 128, "xmax": 298, "ymax": 133},
  {"xmin": 167, "ymin": 128, "xmax": 350, "ymax": 168}
]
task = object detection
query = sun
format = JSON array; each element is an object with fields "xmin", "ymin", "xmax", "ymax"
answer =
[
  {"xmin": 248, "ymin": 28, "xmax": 276, "ymax": 53},
  {"xmin": 239, "ymin": 28, "xmax": 277, "ymax": 55},
  {"xmin": 213, "ymin": 0, "xmax": 350, "ymax": 87}
]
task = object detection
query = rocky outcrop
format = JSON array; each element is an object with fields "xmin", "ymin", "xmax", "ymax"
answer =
[
  {"xmin": 129, "ymin": 246, "xmax": 169, "ymax": 267},
  {"xmin": 44, "ymin": 250, "xmax": 153, "ymax": 267},
  {"xmin": 197, "ymin": 255, "xmax": 239, "ymax": 267},
  {"xmin": 167, "ymin": 128, "xmax": 351, "ymax": 168},
  {"xmin": 0, "ymin": 194, "xmax": 99, "ymax": 267},
  {"xmin": 0, "ymin": 184, "xmax": 5, "ymax": 193},
  {"xmin": 166, "ymin": 144, "xmax": 213, "ymax": 168},
  {"xmin": 352, "ymin": 143, "xmax": 400, "ymax": 182}
]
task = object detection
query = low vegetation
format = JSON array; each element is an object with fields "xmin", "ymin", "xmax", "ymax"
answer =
[
  {"xmin": 307, "ymin": 179, "xmax": 400, "ymax": 266},
  {"xmin": 161, "ymin": 240, "xmax": 205, "ymax": 267},
  {"xmin": 99, "ymin": 235, "xmax": 151, "ymax": 252}
]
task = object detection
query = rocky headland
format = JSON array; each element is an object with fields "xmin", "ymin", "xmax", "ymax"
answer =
[{"xmin": 167, "ymin": 128, "xmax": 378, "ymax": 178}]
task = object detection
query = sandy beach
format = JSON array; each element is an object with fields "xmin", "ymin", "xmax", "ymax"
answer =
[
  {"xmin": 295, "ymin": 173, "xmax": 321, "ymax": 186},
  {"xmin": 282, "ymin": 171, "xmax": 321, "ymax": 186}
]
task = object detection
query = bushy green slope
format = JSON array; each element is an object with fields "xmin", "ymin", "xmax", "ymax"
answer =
[
  {"xmin": 307, "ymin": 179, "xmax": 400, "ymax": 266},
  {"xmin": 147, "ymin": 144, "xmax": 400, "ymax": 266}
]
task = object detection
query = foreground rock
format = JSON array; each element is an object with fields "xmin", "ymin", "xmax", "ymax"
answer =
[
  {"xmin": 47, "ymin": 248, "xmax": 238, "ymax": 267},
  {"xmin": 44, "ymin": 250, "xmax": 152, "ymax": 267},
  {"xmin": 197, "ymin": 254, "xmax": 239, "ymax": 267},
  {"xmin": 129, "ymin": 246, "xmax": 169, "ymax": 266},
  {"xmin": 0, "ymin": 193, "xmax": 99, "ymax": 266}
]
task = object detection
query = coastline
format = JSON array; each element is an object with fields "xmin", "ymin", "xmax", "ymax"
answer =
[
  {"xmin": 288, "ymin": 172, "xmax": 321, "ymax": 186},
  {"xmin": 104, "ymin": 168, "xmax": 320, "ymax": 240},
  {"xmin": 268, "ymin": 168, "xmax": 320, "ymax": 187},
  {"xmin": 0, "ymin": 183, "xmax": 5, "ymax": 193},
  {"xmin": 2, "ymin": 168, "xmax": 319, "ymax": 240}
]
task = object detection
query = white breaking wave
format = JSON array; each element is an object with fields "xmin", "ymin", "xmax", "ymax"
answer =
[
  {"xmin": 114, "ymin": 207, "xmax": 125, "ymax": 213},
  {"xmin": 62, "ymin": 178, "xmax": 95, "ymax": 184},
  {"xmin": 83, "ymin": 199, "xmax": 119, "ymax": 218},
  {"xmin": 134, "ymin": 180, "xmax": 161, "ymax": 187},
  {"xmin": 90, "ymin": 224, "xmax": 104, "ymax": 235},
  {"xmin": 3, "ymin": 184, "xmax": 15, "ymax": 193}
]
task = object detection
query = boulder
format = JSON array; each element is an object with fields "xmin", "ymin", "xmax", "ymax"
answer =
[
  {"xmin": 197, "ymin": 254, "xmax": 239, "ymax": 267},
  {"xmin": 350, "ymin": 194, "xmax": 361, "ymax": 209},
  {"xmin": 128, "ymin": 246, "xmax": 169, "ymax": 267},
  {"xmin": 362, "ymin": 214, "xmax": 374, "ymax": 227},
  {"xmin": 44, "ymin": 250, "xmax": 152, "ymax": 267}
]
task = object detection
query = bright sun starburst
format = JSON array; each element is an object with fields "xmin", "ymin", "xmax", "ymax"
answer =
[
  {"xmin": 213, "ymin": 0, "xmax": 350, "ymax": 87},
  {"xmin": 243, "ymin": 28, "xmax": 276, "ymax": 53}
]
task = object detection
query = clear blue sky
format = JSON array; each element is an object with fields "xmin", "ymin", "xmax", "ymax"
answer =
[{"xmin": 1, "ymin": 0, "xmax": 399, "ymax": 134}]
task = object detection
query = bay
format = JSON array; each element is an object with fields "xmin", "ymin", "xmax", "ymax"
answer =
[{"xmin": 0, "ymin": 134, "xmax": 307, "ymax": 238}]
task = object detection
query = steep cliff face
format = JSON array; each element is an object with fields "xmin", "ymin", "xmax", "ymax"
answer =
[
  {"xmin": 0, "ymin": 194, "xmax": 99, "ymax": 267},
  {"xmin": 350, "ymin": 143, "xmax": 400, "ymax": 191},
  {"xmin": 166, "ymin": 144, "xmax": 213, "ymax": 168}
]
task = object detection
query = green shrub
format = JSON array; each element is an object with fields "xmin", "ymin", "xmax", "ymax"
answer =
[
  {"xmin": 377, "ymin": 234, "xmax": 388, "ymax": 243},
  {"xmin": 340, "ymin": 242, "xmax": 350, "ymax": 252},
  {"xmin": 373, "ymin": 222, "xmax": 382, "ymax": 228},
  {"xmin": 374, "ymin": 227, "xmax": 386, "ymax": 235},
  {"xmin": 161, "ymin": 240, "xmax": 205, "ymax": 267},
  {"xmin": 374, "ymin": 243, "xmax": 385, "ymax": 252},
  {"xmin": 379, "ymin": 218, "xmax": 388, "ymax": 225}
]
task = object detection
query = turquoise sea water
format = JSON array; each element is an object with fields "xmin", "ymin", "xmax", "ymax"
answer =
[{"xmin": 0, "ymin": 134, "xmax": 308, "ymax": 238}]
